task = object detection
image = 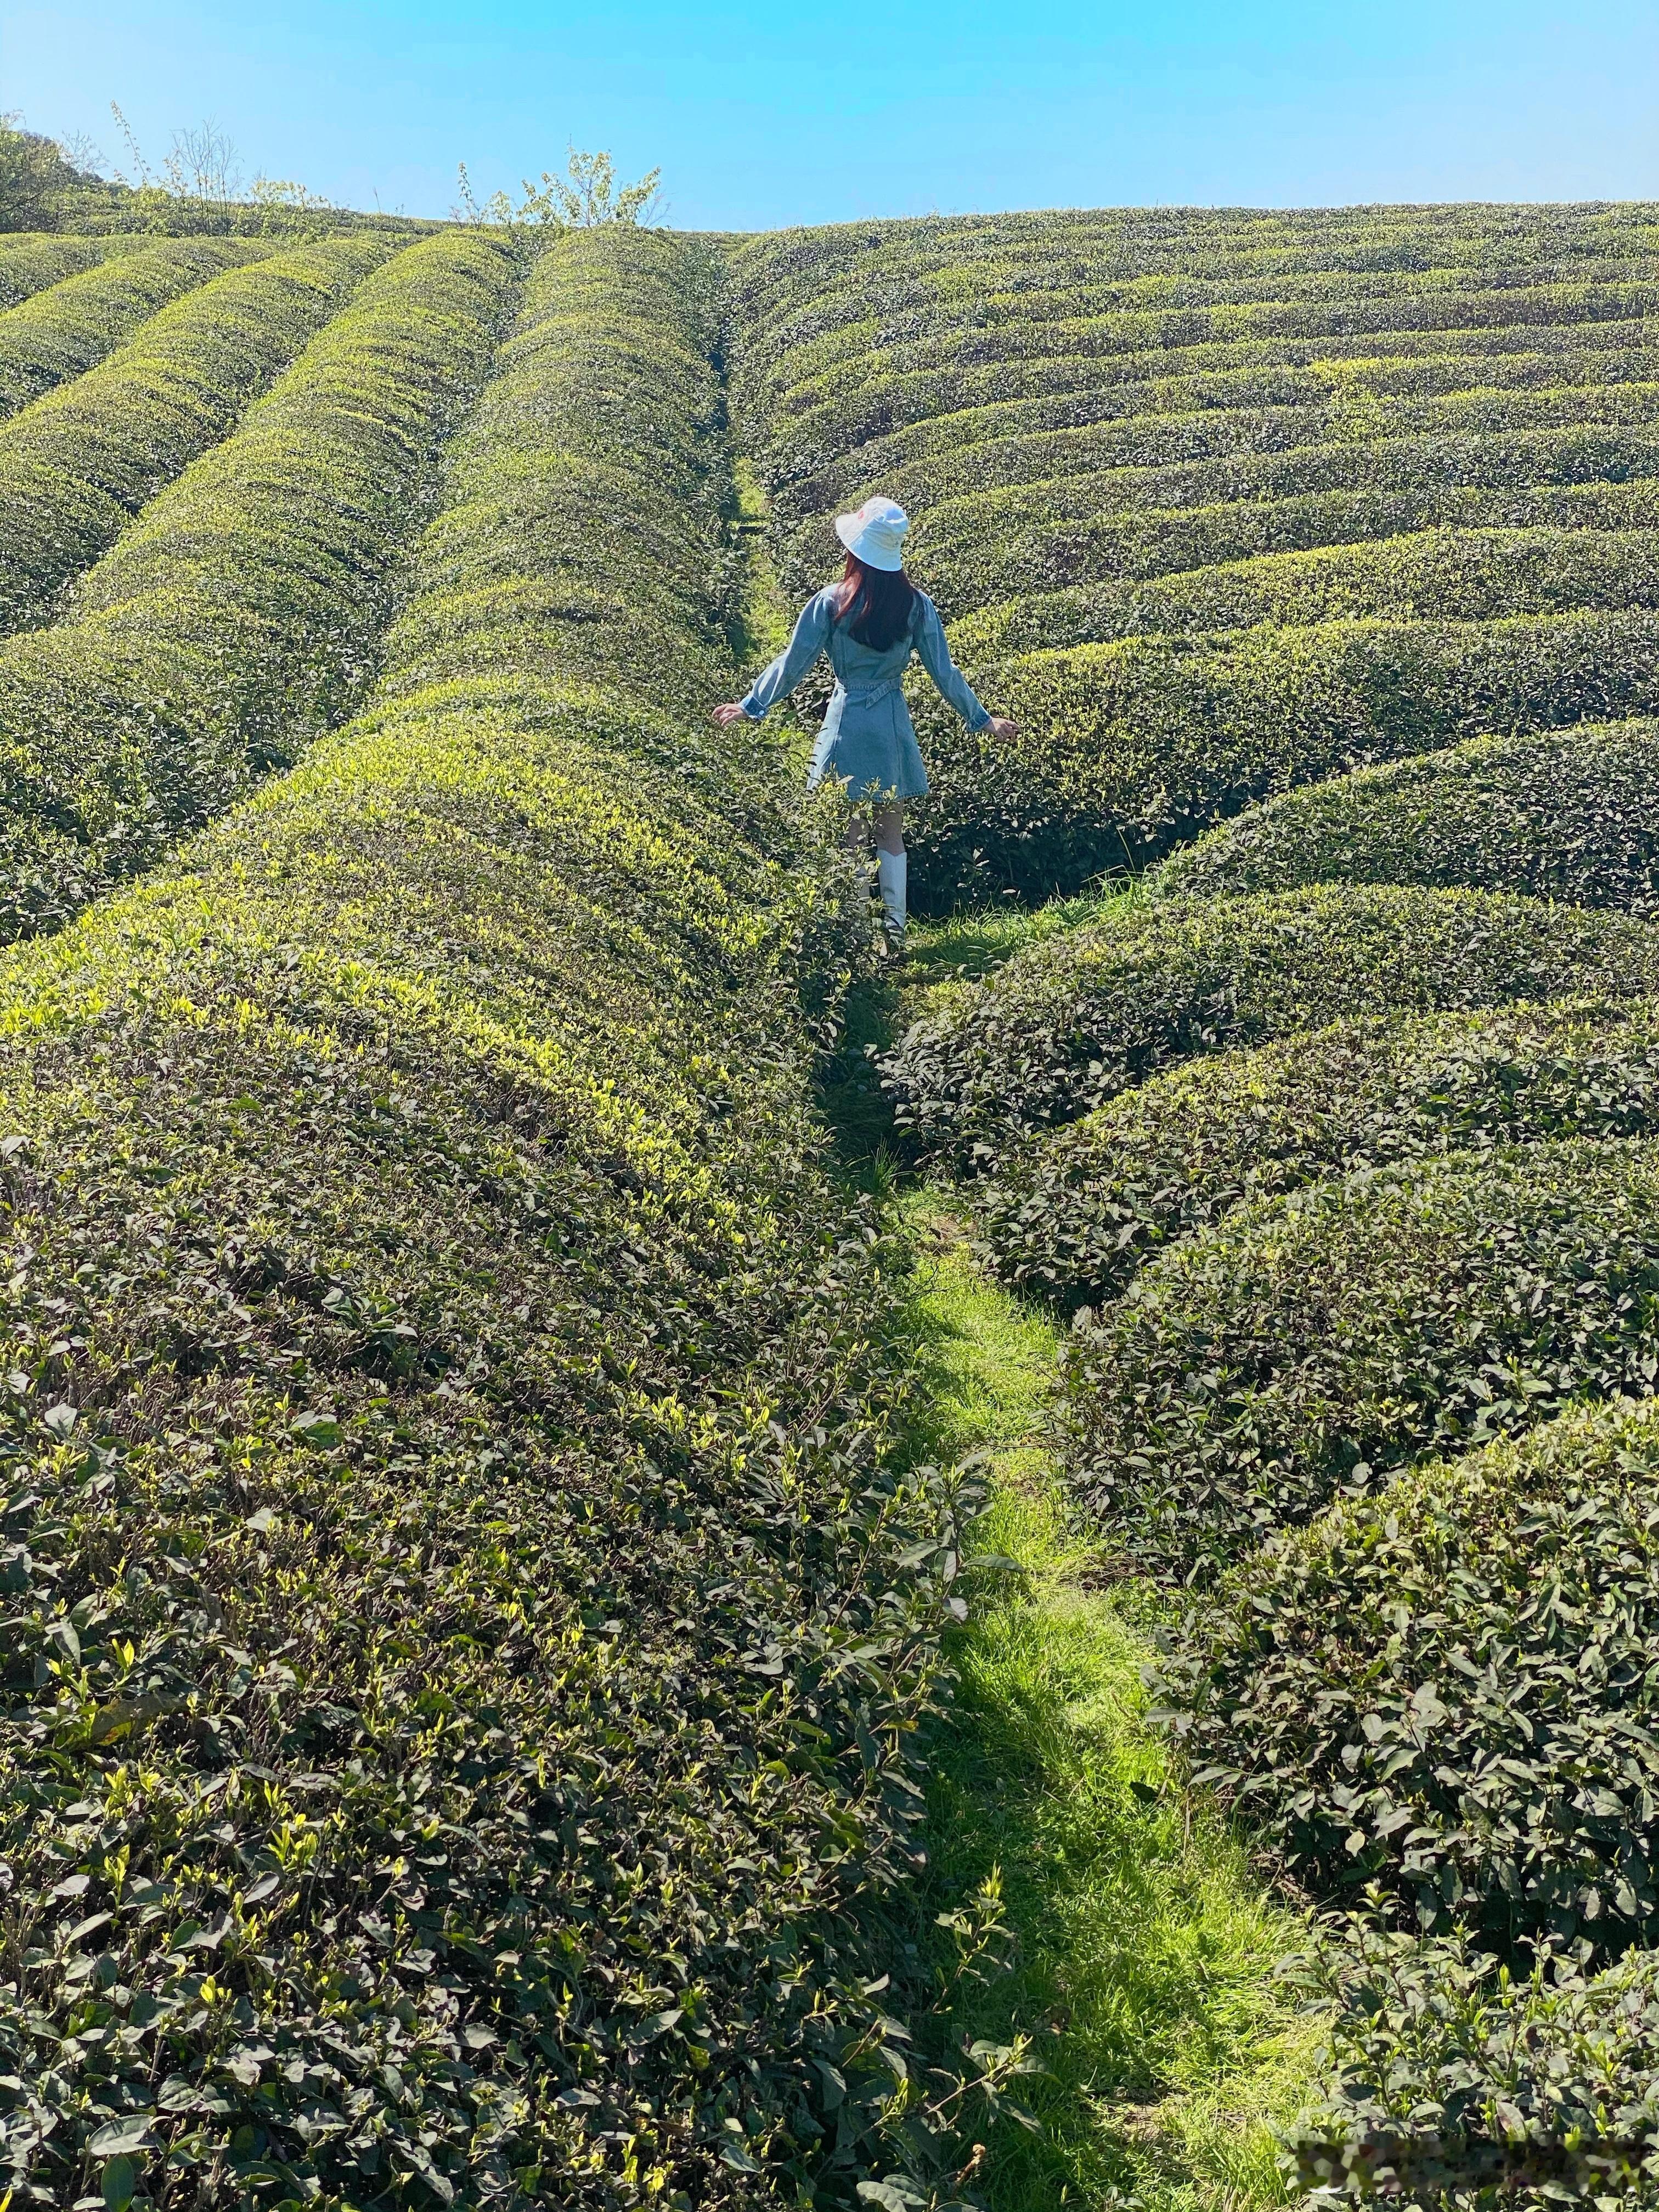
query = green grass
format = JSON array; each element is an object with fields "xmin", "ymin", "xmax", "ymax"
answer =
[
  {"xmin": 726, "ymin": 452, "xmax": 795, "ymax": 669},
  {"xmin": 816, "ymin": 898, "xmax": 1146, "ymax": 1180},
  {"xmin": 897, "ymin": 1195, "xmax": 1320, "ymax": 2210},
  {"xmin": 908, "ymin": 887, "xmax": 1142, "ymax": 986}
]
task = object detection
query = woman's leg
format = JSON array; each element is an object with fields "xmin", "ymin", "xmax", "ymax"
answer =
[
  {"xmin": 845, "ymin": 804, "xmax": 871, "ymax": 855},
  {"xmin": 872, "ymin": 800, "xmax": 907, "ymax": 940}
]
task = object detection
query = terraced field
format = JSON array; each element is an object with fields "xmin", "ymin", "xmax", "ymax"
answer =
[
  {"xmin": 0, "ymin": 221, "xmax": 965, "ymax": 2212},
  {"xmin": 730, "ymin": 203, "xmax": 1659, "ymax": 909},
  {"xmin": 730, "ymin": 200, "xmax": 1659, "ymax": 2198},
  {"xmin": 7, "ymin": 196, "xmax": 1659, "ymax": 2209}
]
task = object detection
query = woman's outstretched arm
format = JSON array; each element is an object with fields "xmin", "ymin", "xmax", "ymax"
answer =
[
  {"xmin": 712, "ymin": 589, "xmax": 834, "ymax": 725},
  {"xmin": 913, "ymin": 596, "xmax": 1018, "ymax": 736}
]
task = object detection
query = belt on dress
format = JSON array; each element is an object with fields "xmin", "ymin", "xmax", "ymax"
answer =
[{"xmin": 832, "ymin": 674, "xmax": 905, "ymax": 708}]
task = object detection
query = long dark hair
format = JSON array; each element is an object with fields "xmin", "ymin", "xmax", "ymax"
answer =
[{"xmin": 833, "ymin": 554, "xmax": 918, "ymax": 653}]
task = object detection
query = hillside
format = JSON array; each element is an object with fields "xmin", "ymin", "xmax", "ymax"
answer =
[{"xmin": 0, "ymin": 198, "xmax": 1657, "ymax": 2209}]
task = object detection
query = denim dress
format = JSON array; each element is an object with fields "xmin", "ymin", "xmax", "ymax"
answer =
[{"xmin": 739, "ymin": 585, "xmax": 991, "ymax": 800}]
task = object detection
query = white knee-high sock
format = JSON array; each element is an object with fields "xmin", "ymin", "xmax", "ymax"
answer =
[{"xmin": 877, "ymin": 848, "xmax": 907, "ymax": 934}]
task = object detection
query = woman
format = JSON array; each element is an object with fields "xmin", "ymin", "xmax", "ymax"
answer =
[{"xmin": 713, "ymin": 495, "xmax": 1018, "ymax": 944}]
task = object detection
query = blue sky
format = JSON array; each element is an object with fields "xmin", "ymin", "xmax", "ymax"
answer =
[{"xmin": 5, "ymin": 0, "xmax": 1657, "ymax": 230}]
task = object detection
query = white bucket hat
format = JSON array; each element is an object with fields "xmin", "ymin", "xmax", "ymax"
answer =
[{"xmin": 834, "ymin": 495, "xmax": 909, "ymax": 571}]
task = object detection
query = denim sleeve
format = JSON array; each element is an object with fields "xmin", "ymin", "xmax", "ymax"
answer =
[
  {"xmin": 913, "ymin": 596, "xmax": 991, "ymax": 730},
  {"xmin": 740, "ymin": 589, "xmax": 834, "ymax": 719}
]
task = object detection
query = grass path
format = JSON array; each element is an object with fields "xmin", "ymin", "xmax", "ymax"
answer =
[
  {"xmin": 718, "ymin": 440, "xmax": 1321, "ymax": 2207},
  {"xmin": 898, "ymin": 1193, "xmax": 1318, "ymax": 2208}
]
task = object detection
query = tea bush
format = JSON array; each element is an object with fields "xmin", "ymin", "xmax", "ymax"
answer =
[
  {"xmin": 777, "ymin": 387, "xmax": 1659, "ymax": 538},
  {"xmin": 1153, "ymin": 1397, "xmax": 1659, "ymax": 1958},
  {"xmin": 935, "ymin": 473, "xmax": 1659, "ymax": 635},
  {"xmin": 902, "ymin": 607, "xmax": 1659, "ymax": 907},
  {"xmin": 0, "ymin": 232, "xmax": 149, "ymax": 311},
  {"xmin": 0, "ymin": 227, "xmax": 962, "ymax": 2212},
  {"xmin": 781, "ymin": 426, "xmax": 1659, "ymax": 618},
  {"xmin": 744, "ymin": 278, "xmax": 1659, "ymax": 464},
  {"xmin": 1064, "ymin": 1136, "xmax": 1659, "ymax": 1581},
  {"xmin": 882, "ymin": 884, "xmax": 1659, "ymax": 1166},
  {"xmin": 772, "ymin": 343, "xmax": 1659, "ymax": 511},
  {"xmin": 0, "ymin": 229, "xmax": 515, "ymax": 935},
  {"xmin": 1155, "ymin": 717, "xmax": 1659, "ymax": 910},
  {"xmin": 0, "ymin": 237, "xmax": 387, "ymax": 635},
  {"xmin": 1289, "ymin": 1926, "xmax": 1659, "ymax": 2203},
  {"xmin": 966, "ymin": 522, "xmax": 1659, "ymax": 646},
  {"xmin": 974, "ymin": 997, "xmax": 1659, "ymax": 1307},
  {"xmin": 0, "ymin": 237, "xmax": 264, "ymax": 419}
]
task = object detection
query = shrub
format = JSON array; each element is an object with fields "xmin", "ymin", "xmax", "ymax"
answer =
[
  {"xmin": 876, "ymin": 422, "xmax": 1659, "ymax": 617},
  {"xmin": 1154, "ymin": 1398, "xmax": 1659, "ymax": 1959},
  {"xmin": 1288, "ymin": 1927, "xmax": 1659, "ymax": 2203},
  {"xmin": 0, "ymin": 236, "xmax": 263, "ymax": 419},
  {"xmin": 0, "ymin": 229, "xmax": 516, "ymax": 935},
  {"xmin": 0, "ymin": 236, "xmax": 388, "ymax": 635},
  {"xmin": 381, "ymin": 262, "xmax": 729, "ymax": 725},
  {"xmin": 777, "ymin": 383, "xmax": 1659, "ymax": 536},
  {"xmin": 946, "ymin": 476, "xmax": 1659, "ymax": 650},
  {"xmin": 1064, "ymin": 1136, "xmax": 1659, "ymax": 1581},
  {"xmin": 975, "ymin": 997, "xmax": 1659, "ymax": 1307},
  {"xmin": 947, "ymin": 523, "xmax": 1659, "ymax": 650},
  {"xmin": 742, "ymin": 273, "xmax": 1659, "ymax": 438},
  {"xmin": 761, "ymin": 337, "xmax": 1659, "ymax": 514},
  {"xmin": 882, "ymin": 884, "xmax": 1659, "ymax": 1166},
  {"xmin": 902, "ymin": 607, "xmax": 1659, "ymax": 909},
  {"xmin": 1154, "ymin": 718, "xmax": 1659, "ymax": 910},
  {"xmin": 0, "ymin": 233, "xmax": 146, "ymax": 308}
]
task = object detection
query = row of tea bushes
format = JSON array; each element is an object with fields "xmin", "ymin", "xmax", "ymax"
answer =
[
  {"xmin": 1156, "ymin": 1396, "xmax": 1659, "ymax": 1961},
  {"xmin": 974, "ymin": 996, "xmax": 1659, "ymax": 1308},
  {"xmin": 732, "ymin": 208, "xmax": 1659, "ymax": 433},
  {"xmin": 743, "ymin": 276, "xmax": 1659, "ymax": 465},
  {"xmin": 0, "ymin": 226, "xmax": 947, "ymax": 2212},
  {"xmin": 1063, "ymin": 1134, "xmax": 1659, "ymax": 1581},
  {"xmin": 374, "ymin": 238, "xmax": 730, "ymax": 727},
  {"xmin": 729, "ymin": 208, "xmax": 1655, "ymax": 490},
  {"xmin": 905, "ymin": 602, "xmax": 1659, "ymax": 906},
  {"xmin": 904, "ymin": 602, "xmax": 1659, "ymax": 905},
  {"xmin": 774, "ymin": 380, "xmax": 1659, "ymax": 534},
  {"xmin": 928, "ymin": 466, "xmax": 1659, "ymax": 631},
  {"xmin": 0, "ymin": 236, "xmax": 390, "ymax": 635},
  {"xmin": 882, "ymin": 883, "xmax": 1659, "ymax": 1166},
  {"xmin": 759, "ymin": 321, "xmax": 1659, "ymax": 505},
  {"xmin": 968, "ymin": 522, "xmax": 1659, "ymax": 645},
  {"xmin": 746, "ymin": 319, "xmax": 1659, "ymax": 524},
  {"xmin": 0, "ymin": 230, "xmax": 515, "ymax": 937},
  {"xmin": 0, "ymin": 236, "xmax": 267, "ymax": 419},
  {"xmin": 769, "ymin": 336, "xmax": 1659, "ymax": 490},
  {"xmin": 740, "ymin": 207, "xmax": 1656, "ymax": 321},
  {"xmin": 738, "ymin": 245, "xmax": 1659, "ymax": 396},
  {"xmin": 771, "ymin": 397, "xmax": 1659, "ymax": 624},
  {"xmin": 0, "ymin": 230, "xmax": 151, "ymax": 309},
  {"xmin": 1157, "ymin": 717, "xmax": 1659, "ymax": 910},
  {"xmin": 1206, "ymin": 1405, "xmax": 1659, "ymax": 2201}
]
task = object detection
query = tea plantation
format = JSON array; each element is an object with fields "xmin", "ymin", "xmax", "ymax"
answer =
[
  {"xmin": 5, "ymin": 193, "xmax": 1659, "ymax": 2207},
  {"xmin": 731, "ymin": 200, "xmax": 1659, "ymax": 2198}
]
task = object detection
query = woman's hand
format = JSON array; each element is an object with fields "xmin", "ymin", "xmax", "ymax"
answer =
[
  {"xmin": 986, "ymin": 715, "xmax": 1020, "ymax": 740},
  {"xmin": 711, "ymin": 702, "xmax": 749, "ymax": 726}
]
